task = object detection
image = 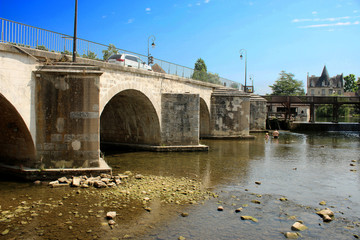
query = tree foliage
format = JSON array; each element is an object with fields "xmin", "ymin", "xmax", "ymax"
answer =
[
  {"xmin": 191, "ymin": 58, "xmax": 221, "ymax": 85},
  {"xmin": 82, "ymin": 51, "xmax": 97, "ymax": 60},
  {"xmin": 102, "ymin": 44, "xmax": 119, "ymax": 60},
  {"xmin": 230, "ymin": 82, "xmax": 239, "ymax": 89},
  {"xmin": 269, "ymin": 71, "xmax": 305, "ymax": 96},
  {"xmin": 344, "ymin": 74, "xmax": 358, "ymax": 92}
]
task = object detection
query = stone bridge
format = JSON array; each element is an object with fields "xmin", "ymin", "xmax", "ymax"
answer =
[{"xmin": 0, "ymin": 43, "xmax": 266, "ymax": 179}]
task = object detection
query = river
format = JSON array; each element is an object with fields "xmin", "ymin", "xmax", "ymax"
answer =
[{"xmin": 0, "ymin": 131, "xmax": 359, "ymax": 239}]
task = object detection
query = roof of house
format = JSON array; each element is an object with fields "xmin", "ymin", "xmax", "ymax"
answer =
[{"xmin": 308, "ymin": 66, "xmax": 343, "ymax": 88}]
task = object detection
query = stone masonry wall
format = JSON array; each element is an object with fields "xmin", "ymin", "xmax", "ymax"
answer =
[
  {"xmin": 161, "ymin": 93, "xmax": 200, "ymax": 145},
  {"xmin": 210, "ymin": 93, "xmax": 250, "ymax": 137}
]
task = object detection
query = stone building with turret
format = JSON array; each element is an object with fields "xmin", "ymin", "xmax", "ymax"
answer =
[{"xmin": 307, "ymin": 66, "xmax": 344, "ymax": 96}]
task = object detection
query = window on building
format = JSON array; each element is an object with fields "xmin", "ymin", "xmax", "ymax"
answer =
[
  {"xmin": 328, "ymin": 89, "xmax": 333, "ymax": 95},
  {"xmin": 321, "ymin": 89, "xmax": 325, "ymax": 95},
  {"xmin": 338, "ymin": 90, "xmax": 341, "ymax": 95},
  {"xmin": 311, "ymin": 89, "xmax": 314, "ymax": 95}
]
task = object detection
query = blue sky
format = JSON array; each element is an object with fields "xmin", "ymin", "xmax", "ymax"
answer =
[{"xmin": 1, "ymin": 0, "xmax": 359, "ymax": 94}]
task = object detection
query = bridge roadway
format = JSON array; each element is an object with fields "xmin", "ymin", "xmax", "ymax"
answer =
[
  {"xmin": 262, "ymin": 95, "xmax": 360, "ymax": 123},
  {"xmin": 0, "ymin": 43, "xmax": 267, "ymax": 179}
]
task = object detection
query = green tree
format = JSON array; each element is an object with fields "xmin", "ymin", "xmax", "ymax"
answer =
[
  {"xmin": 194, "ymin": 58, "xmax": 207, "ymax": 72},
  {"xmin": 269, "ymin": 71, "xmax": 305, "ymax": 96},
  {"xmin": 344, "ymin": 74, "xmax": 357, "ymax": 92},
  {"xmin": 82, "ymin": 51, "xmax": 97, "ymax": 60},
  {"xmin": 102, "ymin": 44, "xmax": 119, "ymax": 60}
]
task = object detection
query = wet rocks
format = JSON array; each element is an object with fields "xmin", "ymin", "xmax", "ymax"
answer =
[
  {"xmin": 241, "ymin": 216, "xmax": 258, "ymax": 222},
  {"xmin": 279, "ymin": 197, "xmax": 288, "ymax": 202},
  {"xmin": 291, "ymin": 221, "xmax": 308, "ymax": 231},
  {"xmin": 316, "ymin": 208, "xmax": 334, "ymax": 222},
  {"xmin": 319, "ymin": 201, "xmax": 326, "ymax": 206},
  {"xmin": 106, "ymin": 211, "xmax": 116, "ymax": 219},
  {"xmin": 235, "ymin": 207, "xmax": 243, "ymax": 213},
  {"xmin": 284, "ymin": 232, "xmax": 300, "ymax": 239}
]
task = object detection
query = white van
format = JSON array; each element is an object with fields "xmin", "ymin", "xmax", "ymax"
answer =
[{"xmin": 108, "ymin": 54, "xmax": 152, "ymax": 71}]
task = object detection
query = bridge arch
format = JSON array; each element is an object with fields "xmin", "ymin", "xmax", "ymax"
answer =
[
  {"xmin": 100, "ymin": 89, "xmax": 161, "ymax": 146},
  {"xmin": 200, "ymin": 97, "xmax": 210, "ymax": 137},
  {"xmin": 0, "ymin": 93, "xmax": 35, "ymax": 167}
]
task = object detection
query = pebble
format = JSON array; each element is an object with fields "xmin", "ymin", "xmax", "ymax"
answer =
[
  {"xmin": 241, "ymin": 216, "xmax": 258, "ymax": 222},
  {"xmin": 235, "ymin": 207, "xmax": 243, "ymax": 213},
  {"xmin": 255, "ymin": 181, "xmax": 261, "ymax": 185},
  {"xmin": 251, "ymin": 200, "xmax": 261, "ymax": 204},
  {"xmin": 280, "ymin": 197, "xmax": 288, "ymax": 202},
  {"xmin": 181, "ymin": 212, "xmax": 189, "ymax": 217},
  {"xmin": 217, "ymin": 206, "xmax": 224, "ymax": 211},
  {"xmin": 319, "ymin": 201, "xmax": 326, "ymax": 206}
]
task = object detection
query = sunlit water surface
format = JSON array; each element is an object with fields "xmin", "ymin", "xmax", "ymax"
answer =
[{"xmin": 0, "ymin": 131, "xmax": 359, "ymax": 239}]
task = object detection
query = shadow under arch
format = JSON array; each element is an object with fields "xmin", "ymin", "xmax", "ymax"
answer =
[
  {"xmin": 0, "ymin": 93, "xmax": 35, "ymax": 167},
  {"xmin": 200, "ymin": 98, "xmax": 210, "ymax": 138},
  {"xmin": 100, "ymin": 89, "xmax": 161, "ymax": 149}
]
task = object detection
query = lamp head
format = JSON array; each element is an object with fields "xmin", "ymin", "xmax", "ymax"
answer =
[
  {"xmin": 240, "ymin": 54, "xmax": 243, "ymax": 60},
  {"xmin": 151, "ymin": 42, "xmax": 156, "ymax": 48}
]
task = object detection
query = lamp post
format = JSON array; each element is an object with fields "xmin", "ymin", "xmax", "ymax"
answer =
[
  {"xmin": 147, "ymin": 35, "xmax": 156, "ymax": 65},
  {"xmin": 239, "ymin": 49, "xmax": 247, "ymax": 92},
  {"xmin": 249, "ymin": 74, "xmax": 254, "ymax": 93},
  {"xmin": 73, "ymin": 0, "xmax": 78, "ymax": 62}
]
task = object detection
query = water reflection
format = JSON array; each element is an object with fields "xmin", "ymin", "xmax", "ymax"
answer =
[{"xmin": 1, "ymin": 131, "xmax": 359, "ymax": 239}]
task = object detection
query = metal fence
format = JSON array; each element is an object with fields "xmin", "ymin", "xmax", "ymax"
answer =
[{"xmin": 1, "ymin": 17, "xmax": 240, "ymax": 88}]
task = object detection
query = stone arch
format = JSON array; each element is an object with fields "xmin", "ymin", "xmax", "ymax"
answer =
[
  {"xmin": 0, "ymin": 93, "xmax": 35, "ymax": 167},
  {"xmin": 100, "ymin": 89, "xmax": 161, "ymax": 146},
  {"xmin": 200, "ymin": 97, "xmax": 210, "ymax": 137}
]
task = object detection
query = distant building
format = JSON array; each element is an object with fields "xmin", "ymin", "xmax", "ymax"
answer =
[{"xmin": 307, "ymin": 66, "xmax": 344, "ymax": 96}]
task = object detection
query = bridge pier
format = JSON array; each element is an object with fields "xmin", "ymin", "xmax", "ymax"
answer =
[
  {"xmin": 207, "ymin": 89, "xmax": 253, "ymax": 139},
  {"xmin": 32, "ymin": 63, "xmax": 111, "ymax": 178}
]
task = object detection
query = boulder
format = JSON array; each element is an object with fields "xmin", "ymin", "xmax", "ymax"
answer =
[{"xmin": 94, "ymin": 181, "xmax": 107, "ymax": 188}]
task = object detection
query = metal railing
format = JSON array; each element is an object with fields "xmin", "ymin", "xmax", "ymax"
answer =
[{"xmin": 1, "ymin": 17, "xmax": 240, "ymax": 88}]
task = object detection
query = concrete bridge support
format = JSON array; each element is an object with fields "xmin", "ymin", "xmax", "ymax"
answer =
[
  {"xmin": 35, "ymin": 63, "xmax": 106, "ymax": 170},
  {"xmin": 209, "ymin": 89, "xmax": 252, "ymax": 138}
]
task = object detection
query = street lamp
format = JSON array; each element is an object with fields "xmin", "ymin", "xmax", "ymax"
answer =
[
  {"xmin": 147, "ymin": 35, "xmax": 156, "ymax": 65},
  {"xmin": 249, "ymin": 74, "xmax": 254, "ymax": 93},
  {"xmin": 73, "ymin": 0, "xmax": 78, "ymax": 62},
  {"xmin": 239, "ymin": 49, "xmax": 247, "ymax": 93}
]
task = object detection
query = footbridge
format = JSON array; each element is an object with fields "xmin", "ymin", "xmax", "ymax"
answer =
[
  {"xmin": 0, "ymin": 43, "xmax": 267, "ymax": 179},
  {"xmin": 263, "ymin": 95, "xmax": 360, "ymax": 123}
]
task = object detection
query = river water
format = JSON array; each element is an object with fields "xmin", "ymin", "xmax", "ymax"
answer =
[{"xmin": 0, "ymin": 131, "xmax": 359, "ymax": 239}]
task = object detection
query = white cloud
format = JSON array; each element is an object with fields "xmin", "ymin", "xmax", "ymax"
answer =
[
  {"xmin": 293, "ymin": 16, "xmax": 351, "ymax": 23},
  {"xmin": 312, "ymin": 11, "xmax": 317, "ymax": 15},
  {"xmin": 354, "ymin": 21, "xmax": 360, "ymax": 24},
  {"xmin": 354, "ymin": 10, "xmax": 358, "ymax": 13},
  {"xmin": 188, "ymin": 3, "xmax": 192, "ymax": 7},
  {"xmin": 102, "ymin": 15, "xmax": 107, "ymax": 19},
  {"xmin": 146, "ymin": 8, "xmax": 151, "ymax": 12},
  {"xmin": 299, "ymin": 21, "xmax": 352, "ymax": 28},
  {"xmin": 204, "ymin": 0, "xmax": 210, "ymax": 3},
  {"xmin": 127, "ymin": 18, "xmax": 135, "ymax": 24}
]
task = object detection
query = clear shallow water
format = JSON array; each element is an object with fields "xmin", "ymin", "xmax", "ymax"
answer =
[{"xmin": 1, "ymin": 131, "xmax": 360, "ymax": 239}]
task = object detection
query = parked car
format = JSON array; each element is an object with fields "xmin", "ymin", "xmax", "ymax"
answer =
[{"xmin": 108, "ymin": 54, "xmax": 152, "ymax": 71}]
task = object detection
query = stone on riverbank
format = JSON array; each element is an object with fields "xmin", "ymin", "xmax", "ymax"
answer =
[
  {"xmin": 319, "ymin": 201, "xmax": 326, "ymax": 206},
  {"xmin": 241, "ymin": 216, "xmax": 258, "ymax": 222},
  {"xmin": 291, "ymin": 222, "xmax": 308, "ymax": 231},
  {"xmin": 316, "ymin": 208, "xmax": 334, "ymax": 222},
  {"xmin": 284, "ymin": 232, "xmax": 299, "ymax": 239},
  {"xmin": 217, "ymin": 206, "xmax": 224, "ymax": 211},
  {"xmin": 106, "ymin": 211, "xmax": 116, "ymax": 219},
  {"xmin": 235, "ymin": 207, "xmax": 243, "ymax": 213}
]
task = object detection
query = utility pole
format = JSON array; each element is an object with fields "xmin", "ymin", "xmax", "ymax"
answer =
[{"xmin": 73, "ymin": 0, "xmax": 78, "ymax": 62}]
